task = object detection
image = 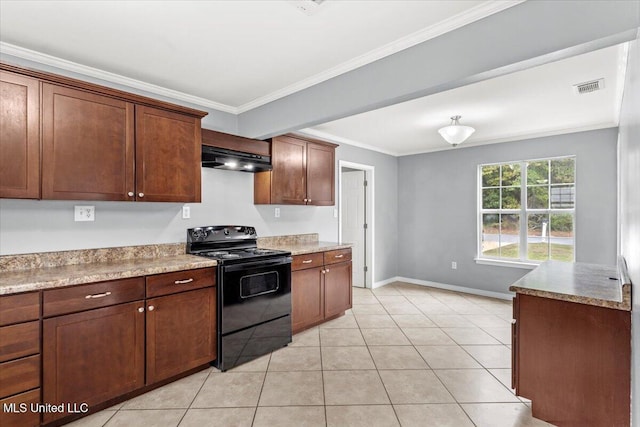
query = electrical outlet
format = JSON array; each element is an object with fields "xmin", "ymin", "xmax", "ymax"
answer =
[
  {"xmin": 182, "ymin": 206, "xmax": 191, "ymax": 219},
  {"xmin": 451, "ymin": 261, "xmax": 457, "ymax": 270},
  {"xmin": 274, "ymin": 207, "xmax": 280, "ymax": 218},
  {"xmin": 74, "ymin": 206, "xmax": 95, "ymax": 222}
]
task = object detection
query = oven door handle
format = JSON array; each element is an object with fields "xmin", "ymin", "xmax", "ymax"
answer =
[{"xmin": 222, "ymin": 257, "xmax": 292, "ymax": 272}]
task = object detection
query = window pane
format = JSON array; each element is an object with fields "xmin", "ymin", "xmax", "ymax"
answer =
[
  {"xmin": 527, "ymin": 161, "xmax": 549, "ymax": 185},
  {"xmin": 527, "ymin": 213, "xmax": 549, "ymax": 261},
  {"xmin": 482, "ymin": 188, "xmax": 500, "ymax": 209},
  {"xmin": 482, "ymin": 165, "xmax": 500, "ymax": 187},
  {"xmin": 502, "ymin": 187, "xmax": 521, "ymax": 209},
  {"xmin": 550, "ymin": 185, "xmax": 575, "ymax": 209},
  {"xmin": 501, "ymin": 163, "xmax": 521, "ymax": 187},
  {"xmin": 527, "ymin": 186, "xmax": 549, "ymax": 209},
  {"xmin": 550, "ymin": 213, "xmax": 574, "ymax": 262},
  {"xmin": 482, "ymin": 214, "xmax": 500, "ymax": 256},
  {"xmin": 500, "ymin": 214, "xmax": 520, "ymax": 259},
  {"xmin": 550, "ymin": 158, "xmax": 575, "ymax": 184}
]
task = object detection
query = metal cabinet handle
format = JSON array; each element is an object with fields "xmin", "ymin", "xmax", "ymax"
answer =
[
  {"xmin": 138, "ymin": 192, "xmax": 145, "ymax": 198},
  {"xmin": 307, "ymin": 199, "xmax": 312, "ymax": 203},
  {"xmin": 303, "ymin": 198, "xmax": 308, "ymax": 202},
  {"xmin": 325, "ymin": 268, "xmax": 330, "ymax": 273},
  {"xmin": 174, "ymin": 278, "xmax": 194, "ymax": 284},
  {"xmin": 85, "ymin": 291, "xmax": 111, "ymax": 299},
  {"xmin": 148, "ymin": 305, "xmax": 155, "ymax": 311},
  {"xmin": 321, "ymin": 270, "xmax": 326, "ymax": 274},
  {"xmin": 335, "ymin": 254, "xmax": 344, "ymax": 258},
  {"xmin": 138, "ymin": 307, "xmax": 145, "ymax": 313},
  {"xmin": 127, "ymin": 191, "xmax": 134, "ymax": 197},
  {"xmin": 302, "ymin": 260, "xmax": 313, "ymax": 264}
]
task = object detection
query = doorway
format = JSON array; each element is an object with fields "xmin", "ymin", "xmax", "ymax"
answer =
[{"xmin": 339, "ymin": 161, "xmax": 374, "ymax": 288}]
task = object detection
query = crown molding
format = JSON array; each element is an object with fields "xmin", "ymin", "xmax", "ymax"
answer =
[
  {"xmin": 294, "ymin": 129, "xmax": 399, "ymax": 156},
  {"xmin": 0, "ymin": 42, "xmax": 238, "ymax": 114},
  {"xmin": 236, "ymin": 0, "xmax": 525, "ymax": 113}
]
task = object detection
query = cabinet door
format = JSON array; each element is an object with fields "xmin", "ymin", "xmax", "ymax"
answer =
[
  {"xmin": 43, "ymin": 301, "xmax": 145, "ymax": 423},
  {"xmin": 0, "ymin": 71, "xmax": 40, "ymax": 199},
  {"xmin": 306, "ymin": 141, "xmax": 335, "ymax": 206},
  {"xmin": 135, "ymin": 105, "xmax": 201, "ymax": 202},
  {"xmin": 270, "ymin": 136, "xmax": 307, "ymax": 204},
  {"xmin": 292, "ymin": 267, "xmax": 324, "ymax": 333},
  {"xmin": 324, "ymin": 261, "xmax": 352, "ymax": 318},
  {"xmin": 146, "ymin": 287, "xmax": 216, "ymax": 384},
  {"xmin": 41, "ymin": 83, "xmax": 135, "ymax": 201}
]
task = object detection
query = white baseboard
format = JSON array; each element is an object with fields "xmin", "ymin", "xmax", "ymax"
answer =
[
  {"xmin": 372, "ymin": 277, "xmax": 399, "ymax": 289},
  {"xmin": 373, "ymin": 276, "xmax": 513, "ymax": 300}
]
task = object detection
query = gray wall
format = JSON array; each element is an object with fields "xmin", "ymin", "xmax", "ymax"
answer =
[
  {"xmin": 397, "ymin": 128, "xmax": 619, "ymax": 295},
  {"xmin": 0, "ymin": 141, "xmax": 399, "ymax": 283},
  {"xmin": 618, "ymin": 34, "xmax": 640, "ymax": 426}
]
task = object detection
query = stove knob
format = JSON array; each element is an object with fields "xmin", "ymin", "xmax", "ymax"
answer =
[
  {"xmin": 224, "ymin": 228, "xmax": 230, "ymax": 236},
  {"xmin": 192, "ymin": 228, "xmax": 206, "ymax": 240}
]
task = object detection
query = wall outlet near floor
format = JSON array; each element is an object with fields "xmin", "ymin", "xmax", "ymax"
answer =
[
  {"xmin": 451, "ymin": 261, "xmax": 457, "ymax": 270},
  {"xmin": 74, "ymin": 206, "xmax": 95, "ymax": 222},
  {"xmin": 274, "ymin": 207, "xmax": 280, "ymax": 218},
  {"xmin": 182, "ymin": 206, "xmax": 191, "ymax": 219}
]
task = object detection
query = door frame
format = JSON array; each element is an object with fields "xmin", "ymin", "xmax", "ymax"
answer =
[{"xmin": 338, "ymin": 160, "xmax": 374, "ymax": 288}]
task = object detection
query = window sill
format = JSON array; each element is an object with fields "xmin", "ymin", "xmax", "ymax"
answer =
[{"xmin": 475, "ymin": 258, "xmax": 539, "ymax": 270}]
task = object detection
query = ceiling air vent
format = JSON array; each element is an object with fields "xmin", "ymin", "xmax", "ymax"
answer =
[
  {"xmin": 573, "ymin": 78, "xmax": 605, "ymax": 95},
  {"xmin": 289, "ymin": 0, "xmax": 326, "ymax": 16}
]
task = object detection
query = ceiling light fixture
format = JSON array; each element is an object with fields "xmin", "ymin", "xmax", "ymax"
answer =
[{"xmin": 438, "ymin": 115, "xmax": 475, "ymax": 147}]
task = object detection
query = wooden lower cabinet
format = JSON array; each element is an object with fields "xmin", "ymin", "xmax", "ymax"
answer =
[
  {"xmin": 0, "ymin": 389, "xmax": 40, "ymax": 427},
  {"xmin": 513, "ymin": 294, "xmax": 631, "ymax": 427},
  {"xmin": 324, "ymin": 261, "xmax": 352, "ymax": 318},
  {"xmin": 291, "ymin": 249, "xmax": 352, "ymax": 334},
  {"xmin": 42, "ymin": 301, "xmax": 145, "ymax": 423},
  {"xmin": 146, "ymin": 287, "xmax": 216, "ymax": 384},
  {"xmin": 292, "ymin": 267, "xmax": 324, "ymax": 332}
]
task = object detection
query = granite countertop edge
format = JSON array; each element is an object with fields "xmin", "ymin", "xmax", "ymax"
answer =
[
  {"xmin": 259, "ymin": 241, "xmax": 352, "ymax": 255},
  {"xmin": 0, "ymin": 255, "xmax": 217, "ymax": 296},
  {"xmin": 508, "ymin": 284, "xmax": 631, "ymax": 311}
]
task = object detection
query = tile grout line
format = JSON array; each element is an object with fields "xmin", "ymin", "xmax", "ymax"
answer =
[{"xmin": 250, "ymin": 353, "xmax": 271, "ymax": 426}]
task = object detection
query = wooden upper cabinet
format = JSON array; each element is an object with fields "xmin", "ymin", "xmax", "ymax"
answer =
[
  {"xmin": 135, "ymin": 106, "xmax": 201, "ymax": 202},
  {"xmin": 306, "ymin": 141, "xmax": 335, "ymax": 205},
  {"xmin": 254, "ymin": 134, "xmax": 336, "ymax": 205},
  {"xmin": 42, "ymin": 83, "xmax": 135, "ymax": 201},
  {"xmin": 0, "ymin": 62, "xmax": 207, "ymax": 202},
  {"xmin": 0, "ymin": 71, "xmax": 40, "ymax": 199}
]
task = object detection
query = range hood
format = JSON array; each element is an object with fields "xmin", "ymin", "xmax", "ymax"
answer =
[{"xmin": 201, "ymin": 145, "xmax": 272, "ymax": 172}]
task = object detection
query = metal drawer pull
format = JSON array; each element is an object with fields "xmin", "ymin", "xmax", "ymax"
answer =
[
  {"xmin": 302, "ymin": 260, "xmax": 313, "ymax": 264},
  {"xmin": 174, "ymin": 278, "xmax": 194, "ymax": 284},
  {"xmin": 138, "ymin": 307, "xmax": 145, "ymax": 313},
  {"xmin": 148, "ymin": 305, "xmax": 155, "ymax": 311},
  {"xmin": 85, "ymin": 291, "xmax": 111, "ymax": 299},
  {"xmin": 335, "ymin": 254, "xmax": 344, "ymax": 258}
]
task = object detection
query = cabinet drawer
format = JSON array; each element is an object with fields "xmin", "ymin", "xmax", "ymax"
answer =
[
  {"xmin": 0, "ymin": 388, "xmax": 40, "ymax": 427},
  {"xmin": 0, "ymin": 355, "xmax": 40, "ymax": 399},
  {"xmin": 0, "ymin": 292, "xmax": 39, "ymax": 326},
  {"xmin": 146, "ymin": 268, "xmax": 215, "ymax": 298},
  {"xmin": 324, "ymin": 248, "xmax": 352, "ymax": 265},
  {"xmin": 43, "ymin": 277, "xmax": 145, "ymax": 318},
  {"xmin": 292, "ymin": 253, "xmax": 324, "ymax": 271},
  {"xmin": 0, "ymin": 321, "xmax": 39, "ymax": 362}
]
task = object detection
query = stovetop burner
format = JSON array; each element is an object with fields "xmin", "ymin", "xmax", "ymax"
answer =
[{"xmin": 186, "ymin": 225, "xmax": 291, "ymax": 264}]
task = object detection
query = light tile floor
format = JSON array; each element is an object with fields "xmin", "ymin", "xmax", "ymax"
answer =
[{"xmin": 68, "ymin": 282, "xmax": 555, "ymax": 427}]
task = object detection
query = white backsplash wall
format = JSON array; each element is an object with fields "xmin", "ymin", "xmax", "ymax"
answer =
[{"xmin": 0, "ymin": 168, "xmax": 337, "ymax": 255}]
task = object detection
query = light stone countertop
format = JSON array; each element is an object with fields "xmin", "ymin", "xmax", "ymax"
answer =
[
  {"xmin": 509, "ymin": 261, "xmax": 631, "ymax": 311},
  {"xmin": 0, "ymin": 247, "xmax": 217, "ymax": 296},
  {"xmin": 259, "ymin": 241, "xmax": 352, "ymax": 255}
]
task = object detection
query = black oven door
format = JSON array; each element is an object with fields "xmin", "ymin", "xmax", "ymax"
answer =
[{"xmin": 220, "ymin": 257, "xmax": 292, "ymax": 335}]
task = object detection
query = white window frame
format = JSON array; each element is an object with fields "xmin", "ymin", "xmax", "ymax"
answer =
[{"xmin": 475, "ymin": 155, "xmax": 576, "ymax": 269}]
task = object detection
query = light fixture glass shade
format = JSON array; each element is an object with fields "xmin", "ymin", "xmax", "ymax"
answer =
[{"xmin": 438, "ymin": 115, "xmax": 475, "ymax": 146}]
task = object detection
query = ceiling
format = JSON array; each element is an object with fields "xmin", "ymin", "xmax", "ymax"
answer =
[
  {"xmin": 301, "ymin": 43, "xmax": 628, "ymax": 155},
  {"xmin": 0, "ymin": 0, "xmax": 515, "ymax": 113},
  {"xmin": 0, "ymin": 1, "xmax": 629, "ymax": 156}
]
